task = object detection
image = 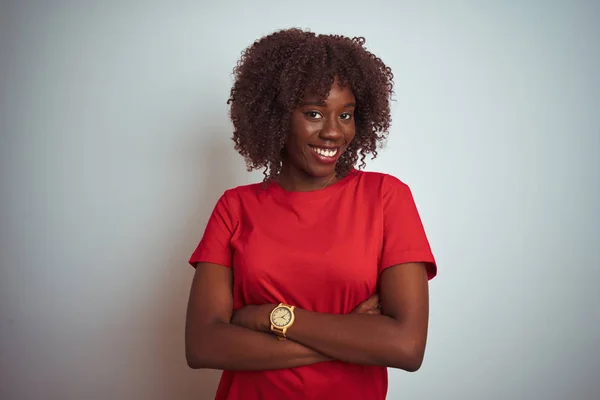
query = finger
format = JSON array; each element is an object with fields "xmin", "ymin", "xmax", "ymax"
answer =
[
  {"xmin": 351, "ymin": 305, "xmax": 365, "ymax": 314},
  {"xmin": 355, "ymin": 305, "xmax": 369, "ymax": 314},
  {"xmin": 355, "ymin": 302, "xmax": 375, "ymax": 314},
  {"xmin": 353, "ymin": 294, "xmax": 380, "ymax": 314},
  {"xmin": 364, "ymin": 294, "xmax": 379, "ymax": 307}
]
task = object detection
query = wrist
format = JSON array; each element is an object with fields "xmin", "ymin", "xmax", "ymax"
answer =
[
  {"xmin": 268, "ymin": 303, "xmax": 299, "ymax": 340},
  {"xmin": 261, "ymin": 304, "xmax": 278, "ymax": 332}
]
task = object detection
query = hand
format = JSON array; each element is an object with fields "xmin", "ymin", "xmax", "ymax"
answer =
[
  {"xmin": 231, "ymin": 304, "xmax": 275, "ymax": 332},
  {"xmin": 351, "ymin": 294, "xmax": 382, "ymax": 315}
]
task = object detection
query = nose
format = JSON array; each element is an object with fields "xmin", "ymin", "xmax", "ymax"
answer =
[{"xmin": 319, "ymin": 116, "xmax": 344, "ymax": 142}]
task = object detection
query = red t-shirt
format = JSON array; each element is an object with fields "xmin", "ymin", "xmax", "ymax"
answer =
[{"xmin": 189, "ymin": 169, "xmax": 437, "ymax": 400}]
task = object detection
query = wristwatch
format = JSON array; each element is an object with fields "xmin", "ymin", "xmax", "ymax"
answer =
[{"xmin": 269, "ymin": 303, "xmax": 296, "ymax": 340}]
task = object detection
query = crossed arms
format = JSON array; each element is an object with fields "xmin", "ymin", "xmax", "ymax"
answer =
[{"xmin": 185, "ymin": 261, "xmax": 430, "ymax": 372}]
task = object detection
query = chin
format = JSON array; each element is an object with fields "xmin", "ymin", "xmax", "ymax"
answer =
[
  {"xmin": 294, "ymin": 150, "xmax": 341, "ymax": 178},
  {"xmin": 305, "ymin": 164, "xmax": 337, "ymax": 178}
]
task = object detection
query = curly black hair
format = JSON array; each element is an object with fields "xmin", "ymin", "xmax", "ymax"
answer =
[{"xmin": 227, "ymin": 28, "xmax": 394, "ymax": 182}]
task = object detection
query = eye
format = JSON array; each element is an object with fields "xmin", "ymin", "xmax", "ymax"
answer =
[
  {"xmin": 340, "ymin": 112, "xmax": 353, "ymax": 120},
  {"xmin": 305, "ymin": 111, "xmax": 323, "ymax": 120}
]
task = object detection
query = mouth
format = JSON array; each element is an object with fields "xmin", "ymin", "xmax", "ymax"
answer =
[
  {"xmin": 308, "ymin": 145, "xmax": 341, "ymax": 164},
  {"xmin": 309, "ymin": 145, "xmax": 339, "ymax": 157}
]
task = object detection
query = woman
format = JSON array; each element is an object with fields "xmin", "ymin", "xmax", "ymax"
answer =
[{"xmin": 185, "ymin": 28, "xmax": 437, "ymax": 400}]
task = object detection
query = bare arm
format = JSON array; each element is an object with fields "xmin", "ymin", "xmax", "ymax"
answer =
[
  {"xmin": 236, "ymin": 262, "xmax": 430, "ymax": 372},
  {"xmin": 184, "ymin": 262, "xmax": 331, "ymax": 371},
  {"xmin": 289, "ymin": 262, "xmax": 429, "ymax": 371}
]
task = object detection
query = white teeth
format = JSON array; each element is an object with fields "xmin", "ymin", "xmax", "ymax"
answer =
[{"xmin": 311, "ymin": 146, "xmax": 338, "ymax": 157}]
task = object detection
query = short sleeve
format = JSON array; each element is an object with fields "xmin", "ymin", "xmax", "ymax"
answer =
[
  {"xmin": 380, "ymin": 176, "xmax": 437, "ymax": 280},
  {"xmin": 188, "ymin": 191, "xmax": 238, "ymax": 268}
]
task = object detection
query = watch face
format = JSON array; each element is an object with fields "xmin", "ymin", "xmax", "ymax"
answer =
[{"xmin": 272, "ymin": 307, "xmax": 292, "ymax": 327}]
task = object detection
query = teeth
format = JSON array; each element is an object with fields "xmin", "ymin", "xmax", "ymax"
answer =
[{"xmin": 312, "ymin": 146, "xmax": 338, "ymax": 157}]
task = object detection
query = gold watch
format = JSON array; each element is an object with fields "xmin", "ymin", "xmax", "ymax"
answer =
[{"xmin": 269, "ymin": 303, "xmax": 296, "ymax": 340}]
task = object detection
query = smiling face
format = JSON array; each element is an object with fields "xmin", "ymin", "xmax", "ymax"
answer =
[{"xmin": 280, "ymin": 80, "xmax": 356, "ymax": 189}]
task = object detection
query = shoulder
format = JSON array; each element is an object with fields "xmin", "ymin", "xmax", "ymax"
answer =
[
  {"xmin": 206, "ymin": 182, "xmax": 264, "ymax": 224},
  {"xmin": 354, "ymin": 170, "xmax": 411, "ymax": 196},
  {"xmin": 217, "ymin": 181, "xmax": 267, "ymax": 210},
  {"xmin": 223, "ymin": 182, "xmax": 264, "ymax": 199}
]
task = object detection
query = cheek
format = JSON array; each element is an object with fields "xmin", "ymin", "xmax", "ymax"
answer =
[
  {"xmin": 345, "ymin": 126, "xmax": 357, "ymax": 144},
  {"xmin": 288, "ymin": 122, "xmax": 313, "ymax": 149},
  {"xmin": 283, "ymin": 132, "xmax": 309, "ymax": 161},
  {"xmin": 288, "ymin": 134, "xmax": 306, "ymax": 153}
]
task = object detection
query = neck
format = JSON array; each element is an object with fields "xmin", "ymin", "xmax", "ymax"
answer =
[{"xmin": 277, "ymin": 165, "xmax": 338, "ymax": 192}]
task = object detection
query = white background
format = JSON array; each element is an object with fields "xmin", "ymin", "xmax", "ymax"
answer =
[{"xmin": 1, "ymin": 1, "xmax": 599, "ymax": 399}]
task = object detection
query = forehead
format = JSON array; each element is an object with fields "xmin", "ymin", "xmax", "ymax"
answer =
[{"xmin": 301, "ymin": 81, "xmax": 355, "ymax": 104}]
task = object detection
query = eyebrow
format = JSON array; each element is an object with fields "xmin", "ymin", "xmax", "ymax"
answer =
[{"xmin": 300, "ymin": 101, "xmax": 356, "ymax": 108}]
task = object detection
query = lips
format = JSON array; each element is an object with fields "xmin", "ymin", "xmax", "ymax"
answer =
[
  {"xmin": 308, "ymin": 145, "xmax": 341, "ymax": 164},
  {"xmin": 309, "ymin": 145, "xmax": 338, "ymax": 157}
]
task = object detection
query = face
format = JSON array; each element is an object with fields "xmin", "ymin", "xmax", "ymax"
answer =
[{"xmin": 283, "ymin": 81, "xmax": 356, "ymax": 180}]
